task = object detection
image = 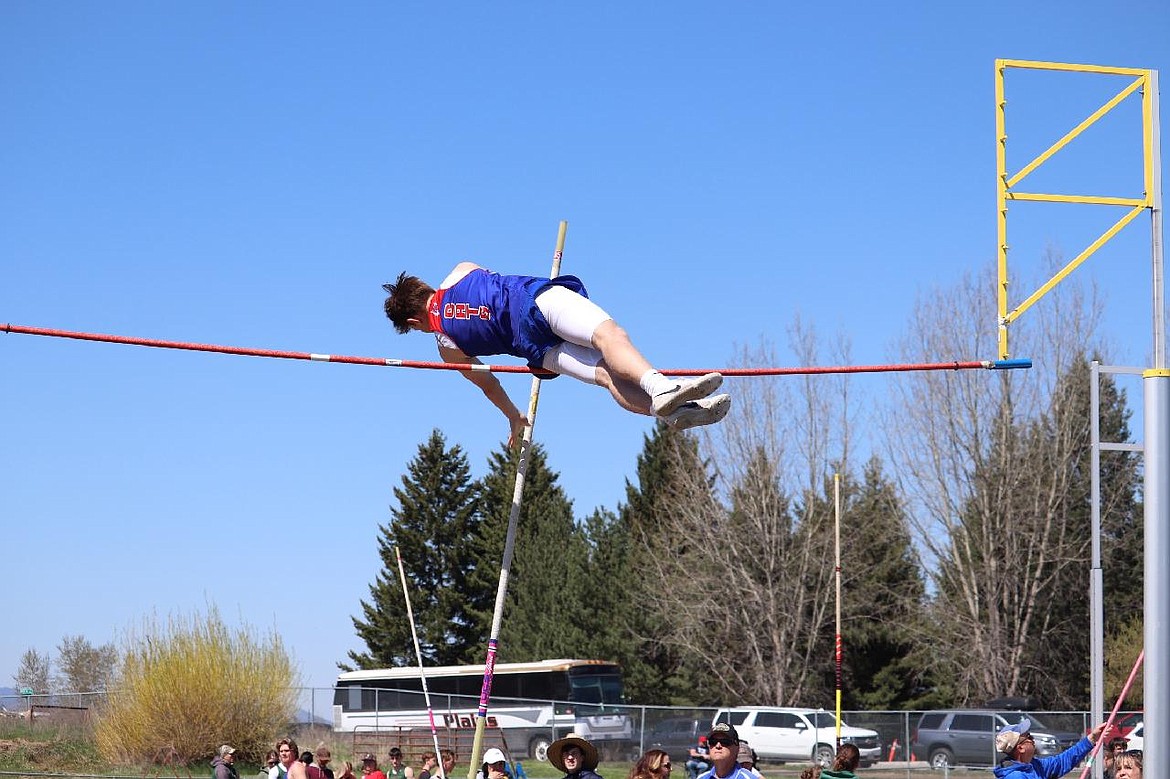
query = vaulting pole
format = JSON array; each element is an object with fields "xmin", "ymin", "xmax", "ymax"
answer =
[
  {"xmin": 833, "ymin": 472, "xmax": 843, "ymax": 751},
  {"xmin": 467, "ymin": 221, "xmax": 568, "ymax": 779},
  {"xmin": 394, "ymin": 546, "xmax": 446, "ymax": 779}
]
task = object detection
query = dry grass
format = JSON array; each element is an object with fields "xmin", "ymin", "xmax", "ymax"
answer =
[{"xmin": 95, "ymin": 608, "xmax": 301, "ymax": 765}]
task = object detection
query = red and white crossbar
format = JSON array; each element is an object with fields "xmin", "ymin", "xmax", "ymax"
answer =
[{"xmin": 1, "ymin": 323, "xmax": 1032, "ymax": 376}]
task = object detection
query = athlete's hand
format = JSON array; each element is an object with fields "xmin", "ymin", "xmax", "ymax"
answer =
[{"xmin": 508, "ymin": 414, "xmax": 529, "ymax": 449}]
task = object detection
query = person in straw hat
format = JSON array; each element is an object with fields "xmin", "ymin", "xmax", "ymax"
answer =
[
  {"xmin": 992, "ymin": 717, "xmax": 1111, "ymax": 778},
  {"xmin": 548, "ymin": 734, "xmax": 603, "ymax": 779}
]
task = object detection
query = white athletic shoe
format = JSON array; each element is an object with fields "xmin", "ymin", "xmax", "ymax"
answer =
[
  {"xmin": 651, "ymin": 372, "xmax": 724, "ymax": 417},
  {"xmin": 662, "ymin": 394, "xmax": 731, "ymax": 430}
]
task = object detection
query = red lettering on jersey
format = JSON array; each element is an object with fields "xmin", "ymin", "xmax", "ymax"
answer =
[
  {"xmin": 454, "ymin": 303, "xmax": 469, "ymax": 319},
  {"xmin": 478, "ymin": 306, "xmax": 491, "ymax": 320},
  {"xmin": 443, "ymin": 302, "xmax": 455, "ymax": 319}
]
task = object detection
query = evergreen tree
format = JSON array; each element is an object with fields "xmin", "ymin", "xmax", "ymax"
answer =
[
  {"xmin": 573, "ymin": 423, "xmax": 710, "ymax": 706},
  {"xmin": 346, "ymin": 430, "xmax": 482, "ymax": 669},
  {"xmin": 466, "ymin": 441, "xmax": 589, "ymax": 663},
  {"xmin": 834, "ymin": 457, "xmax": 926, "ymax": 709}
]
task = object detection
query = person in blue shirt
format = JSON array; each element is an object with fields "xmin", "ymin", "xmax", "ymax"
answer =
[
  {"xmin": 696, "ymin": 723, "xmax": 755, "ymax": 779},
  {"xmin": 384, "ymin": 264, "xmax": 731, "ymax": 443},
  {"xmin": 992, "ymin": 718, "xmax": 1112, "ymax": 779}
]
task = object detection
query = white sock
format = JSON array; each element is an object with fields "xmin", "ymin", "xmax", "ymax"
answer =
[{"xmin": 639, "ymin": 369, "xmax": 678, "ymax": 397}]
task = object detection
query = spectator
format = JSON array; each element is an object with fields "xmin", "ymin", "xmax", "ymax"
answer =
[
  {"xmin": 262, "ymin": 753, "xmax": 279, "ymax": 779},
  {"xmin": 992, "ymin": 718, "xmax": 1111, "ymax": 778},
  {"xmin": 627, "ymin": 749, "xmax": 671, "ymax": 779},
  {"xmin": 418, "ymin": 752, "xmax": 438, "ymax": 779},
  {"xmin": 1104, "ymin": 737, "xmax": 1130, "ymax": 779},
  {"xmin": 309, "ymin": 747, "xmax": 334, "ymax": 779},
  {"xmin": 797, "ymin": 768, "xmax": 820, "ymax": 779},
  {"xmin": 272, "ymin": 740, "xmax": 301, "ymax": 779},
  {"xmin": 362, "ymin": 755, "xmax": 388, "ymax": 779},
  {"xmin": 212, "ymin": 745, "xmax": 240, "ymax": 779},
  {"xmin": 1114, "ymin": 749, "xmax": 1142, "ymax": 779},
  {"xmin": 686, "ymin": 736, "xmax": 710, "ymax": 779},
  {"xmin": 387, "ymin": 749, "xmax": 414, "ymax": 779},
  {"xmin": 336, "ymin": 762, "xmax": 356, "ymax": 779},
  {"xmin": 696, "ymin": 723, "xmax": 753, "ymax": 779},
  {"xmin": 441, "ymin": 751, "xmax": 456, "ymax": 779},
  {"xmin": 479, "ymin": 748, "xmax": 512, "ymax": 779},
  {"xmin": 383, "ymin": 267, "xmax": 731, "ymax": 441},
  {"xmin": 302, "ymin": 754, "xmax": 316, "ymax": 767},
  {"xmin": 735, "ymin": 743, "xmax": 762, "ymax": 779},
  {"xmin": 819, "ymin": 745, "xmax": 858, "ymax": 779},
  {"xmin": 548, "ymin": 735, "xmax": 603, "ymax": 779}
]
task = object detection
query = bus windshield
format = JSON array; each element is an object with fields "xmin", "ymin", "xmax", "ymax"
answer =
[{"xmin": 569, "ymin": 673, "xmax": 625, "ymax": 705}]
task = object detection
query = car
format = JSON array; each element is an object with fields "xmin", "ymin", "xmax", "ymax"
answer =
[
  {"xmin": 712, "ymin": 707, "xmax": 881, "ymax": 767},
  {"xmin": 1125, "ymin": 720, "xmax": 1144, "ymax": 750},
  {"xmin": 911, "ymin": 710, "xmax": 1081, "ymax": 769},
  {"xmin": 646, "ymin": 717, "xmax": 709, "ymax": 764}
]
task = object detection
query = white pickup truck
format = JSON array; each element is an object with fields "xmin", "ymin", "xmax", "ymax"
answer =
[{"xmin": 712, "ymin": 707, "xmax": 882, "ymax": 767}]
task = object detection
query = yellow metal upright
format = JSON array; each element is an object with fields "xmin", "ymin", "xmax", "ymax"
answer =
[{"xmin": 994, "ymin": 59, "xmax": 1160, "ymax": 359}]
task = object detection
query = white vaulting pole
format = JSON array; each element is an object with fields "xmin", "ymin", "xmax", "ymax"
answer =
[
  {"xmin": 467, "ymin": 221, "xmax": 568, "ymax": 779},
  {"xmin": 394, "ymin": 546, "xmax": 447, "ymax": 779}
]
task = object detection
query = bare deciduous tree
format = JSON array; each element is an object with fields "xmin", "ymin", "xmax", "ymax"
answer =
[
  {"xmin": 14, "ymin": 648, "xmax": 51, "ymax": 694},
  {"xmin": 887, "ymin": 260, "xmax": 1110, "ymax": 703},
  {"xmin": 638, "ymin": 328, "xmax": 861, "ymax": 705},
  {"xmin": 56, "ymin": 634, "xmax": 118, "ymax": 693}
]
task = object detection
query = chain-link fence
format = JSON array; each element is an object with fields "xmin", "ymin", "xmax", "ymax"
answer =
[{"xmin": 3, "ymin": 688, "xmax": 1138, "ymax": 773}]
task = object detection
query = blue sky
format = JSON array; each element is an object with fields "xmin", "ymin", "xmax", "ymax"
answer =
[{"xmin": 1, "ymin": 2, "xmax": 1165, "ymax": 695}]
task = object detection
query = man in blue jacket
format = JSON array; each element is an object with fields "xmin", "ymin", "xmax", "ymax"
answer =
[{"xmin": 992, "ymin": 718, "xmax": 1112, "ymax": 779}]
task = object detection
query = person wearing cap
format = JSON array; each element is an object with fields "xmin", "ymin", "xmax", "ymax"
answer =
[
  {"xmin": 696, "ymin": 723, "xmax": 754, "ymax": 779},
  {"xmin": 685, "ymin": 736, "xmax": 710, "ymax": 779},
  {"xmin": 309, "ymin": 747, "xmax": 334, "ymax": 779},
  {"xmin": 476, "ymin": 748, "xmax": 511, "ymax": 779},
  {"xmin": 992, "ymin": 717, "xmax": 1111, "ymax": 778},
  {"xmin": 212, "ymin": 745, "xmax": 240, "ymax": 779},
  {"xmin": 548, "ymin": 735, "xmax": 603, "ymax": 779},
  {"xmin": 361, "ymin": 755, "xmax": 387, "ymax": 779},
  {"xmin": 735, "ymin": 742, "xmax": 762, "ymax": 779}
]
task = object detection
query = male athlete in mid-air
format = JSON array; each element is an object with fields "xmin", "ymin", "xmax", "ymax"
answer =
[{"xmin": 383, "ymin": 262, "xmax": 730, "ymax": 444}]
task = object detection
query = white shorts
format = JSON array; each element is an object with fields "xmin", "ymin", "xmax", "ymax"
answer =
[{"xmin": 535, "ymin": 285, "xmax": 612, "ymax": 384}]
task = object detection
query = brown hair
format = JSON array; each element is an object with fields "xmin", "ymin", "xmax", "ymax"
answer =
[
  {"xmin": 626, "ymin": 750, "xmax": 670, "ymax": 779},
  {"xmin": 831, "ymin": 744, "xmax": 860, "ymax": 772},
  {"xmin": 383, "ymin": 273, "xmax": 435, "ymax": 334}
]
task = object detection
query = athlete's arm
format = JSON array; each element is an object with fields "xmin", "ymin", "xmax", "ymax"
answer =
[{"xmin": 437, "ymin": 342, "xmax": 527, "ymax": 447}]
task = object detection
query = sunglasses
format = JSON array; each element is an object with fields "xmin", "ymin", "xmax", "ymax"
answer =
[{"xmin": 709, "ymin": 739, "xmax": 736, "ymax": 749}]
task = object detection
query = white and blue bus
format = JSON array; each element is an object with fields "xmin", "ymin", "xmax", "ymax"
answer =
[{"xmin": 333, "ymin": 659, "xmax": 634, "ymax": 761}]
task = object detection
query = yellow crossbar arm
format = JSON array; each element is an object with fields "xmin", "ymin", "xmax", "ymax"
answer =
[
  {"xmin": 1003, "ymin": 204, "xmax": 1146, "ymax": 325},
  {"xmin": 1007, "ymin": 75, "xmax": 1146, "ymax": 188},
  {"xmin": 1006, "ymin": 192, "xmax": 1148, "ymax": 207},
  {"xmin": 999, "ymin": 59, "xmax": 1150, "ymax": 77}
]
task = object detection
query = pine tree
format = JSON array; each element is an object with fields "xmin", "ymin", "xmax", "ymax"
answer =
[
  {"xmin": 465, "ymin": 441, "xmax": 589, "ymax": 663},
  {"xmin": 345, "ymin": 430, "xmax": 482, "ymax": 669},
  {"xmin": 835, "ymin": 457, "xmax": 926, "ymax": 709}
]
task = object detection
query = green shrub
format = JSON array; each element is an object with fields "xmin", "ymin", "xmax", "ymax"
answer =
[{"xmin": 95, "ymin": 607, "xmax": 301, "ymax": 765}]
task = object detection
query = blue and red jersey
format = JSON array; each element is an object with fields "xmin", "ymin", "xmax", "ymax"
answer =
[{"xmin": 426, "ymin": 268, "xmax": 588, "ymax": 368}]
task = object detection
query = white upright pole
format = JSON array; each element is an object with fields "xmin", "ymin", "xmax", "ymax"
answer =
[
  {"xmin": 1089, "ymin": 362, "xmax": 1104, "ymax": 779},
  {"xmin": 1143, "ymin": 68, "xmax": 1165, "ymax": 779}
]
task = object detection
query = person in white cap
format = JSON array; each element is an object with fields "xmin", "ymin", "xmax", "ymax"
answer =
[
  {"xmin": 548, "ymin": 734, "xmax": 603, "ymax": 779},
  {"xmin": 384, "ymin": 266, "xmax": 731, "ymax": 444},
  {"xmin": 212, "ymin": 746, "xmax": 240, "ymax": 779},
  {"xmin": 476, "ymin": 748, "xmax": 511, "ymax": 779},
  {"xmin": 992, "ymin": 717, "xmax": 1112, "ymax": 778}
]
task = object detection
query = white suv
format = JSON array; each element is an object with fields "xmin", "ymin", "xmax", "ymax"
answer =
[{"xmin": 713, "ymin": 707, "xmax": 882, "ymax": 767}]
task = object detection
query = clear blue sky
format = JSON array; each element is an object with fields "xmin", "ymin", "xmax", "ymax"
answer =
[{"xmin": 2, "ymin": 1, "xmax": 1165, "ymax": 694}]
